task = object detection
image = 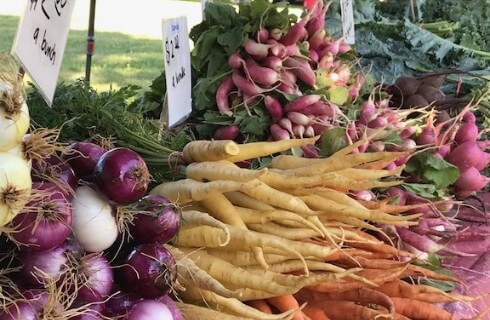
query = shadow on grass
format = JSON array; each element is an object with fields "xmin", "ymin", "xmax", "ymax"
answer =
[{"xmin": 0, "ymin": 15, "xmax": 164, "ymax": 91}]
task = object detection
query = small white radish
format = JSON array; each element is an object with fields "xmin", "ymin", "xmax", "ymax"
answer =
[{"xmin": 71, "ymin": 185, "xmax": 119, "ymax": 253}]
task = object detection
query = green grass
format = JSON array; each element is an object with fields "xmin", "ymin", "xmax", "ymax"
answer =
[{"xmin": 0, "ymin": 15, "xmax": 164, "ymax": 91}]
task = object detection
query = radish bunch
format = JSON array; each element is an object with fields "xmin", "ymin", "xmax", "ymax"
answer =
[
  {"xmin": 213, "ymin": 0, "xmax": 362, "ymax": 141},
  {"xmin": 0, "ymin": 139, "xmax": 183, "ymax": 319},
  {"xmin": 410, "ymin": 108, "xmax": 489, "ymax": 197}
]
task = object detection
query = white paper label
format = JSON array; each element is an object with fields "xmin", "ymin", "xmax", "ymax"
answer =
[
  {"xmin": 162, "ymin": 16, "xmax": 192, "ymax": 128},
  {"xmin": 12, "ymin": 0, "xmax": 76, "ymax": 106},
  {"xmin": 340, "ymin": 0, "xmax": 355, "ymax": 44}
]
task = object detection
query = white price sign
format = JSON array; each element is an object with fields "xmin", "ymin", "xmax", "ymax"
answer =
[
  {"xmin": 12, "ymin": 0, "xmax": 76, "ymax": 106},
  {"xmin": 162, "ymin": 16, "xmax": 192, "ymax": 128},
  {"xmin": 340, "ymin": 0, "xmax": 355, "ymax": 44}
]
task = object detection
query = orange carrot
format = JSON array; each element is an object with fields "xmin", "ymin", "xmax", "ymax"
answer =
[
  {"xmin": 392, "ymin": 297, "xmax": 456, "ymax": 320},
  {"xmin": 296, "ymin": 287, "xmax": 394, "ymax": 314},
  {"xmin": 266, "ymin": 294, "xmax": 304, "ymax": 320},
  {"xmin": 307, "ymin": 300, "xmax": 387, "ymax": 320},
  {"xmin": 247, "ymin": 299, "xmax": 273, "ymax": 314},
  {"xmin": 301, "ymin": 305, "xmax": 331, "ymax": 320}
]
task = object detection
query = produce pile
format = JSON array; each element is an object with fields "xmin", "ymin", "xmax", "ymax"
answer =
[{"xmin": 1, "ymin": 0, "xmax": 489, "ymax": 319}]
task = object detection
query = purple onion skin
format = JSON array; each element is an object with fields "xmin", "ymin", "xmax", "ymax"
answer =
[
  {"xmin": 94, "ymin": 148, "xmax": 150, "ymax": 204},
  {"xmin": 158, "ymin": 294, "xmax": 184, "ymax": 320},
  {"xmin": 131, "ymin": 195, "xmax": 180, "ymax": 244},
  {"xmin": 0, "ymin": 290, "xmax": 48, "ymax": 320},
  {"xmin": 31, "ymin": 155, "xmax": 78, "ymax": 200},
  {"xmin": 120, "ymin": 243, "xmax": 177, "ymax": 299},
  {"xmin": 10, "ymin": 182, "xmax": 72, "ymax": 252},
  {"xmin": 68, "ymin": 300, "xmax": 105, "ymax": 320},
  {"xmin": 77, "ymin": 254, "xmax": 114, "ymax": 303},
  {"xmin": 63, "ymin": 142, "xmax": 107, "ymax": 179},
  {"xmin": 127, "ymin": 300, "xmax": 173, "ymax": 320},
  {"xmin": 104, "ymin": 291, "xmax": 143, "ymax": 317}
]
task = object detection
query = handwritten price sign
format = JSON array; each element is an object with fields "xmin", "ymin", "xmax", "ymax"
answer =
[
  {"xmin": 12, "ymin": 0, "xmax": 76, "ymax": 105},
  {"xmin": 162, "ymin": 17, "xmax": 192, "ymax": 128},
  {"xmin": 340, "ymin": 0, "xmax": 355, "ymax": 44}
]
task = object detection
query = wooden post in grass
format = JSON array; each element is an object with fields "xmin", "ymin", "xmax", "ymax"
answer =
[{"xmin": 85, "ymin": 0, "xmax": 97, "ymax": 85}]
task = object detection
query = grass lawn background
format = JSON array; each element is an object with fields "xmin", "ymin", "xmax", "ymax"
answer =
[{"xmin": 0, "ymin": 15, "xmax": 164, "ymax": 92}]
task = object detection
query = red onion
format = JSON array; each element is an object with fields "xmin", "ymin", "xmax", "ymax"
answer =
[
  {"xmin": 20, "ymin": 238, "xmax": 82, "ymax": 287},
  {"xmin": 75, "ymin": 253, "xmax": 114, "ymax": 303},
  {"xmin": 31, "ymin": 155, "xmax": 78, "ymax": 199},
  {"xmin": 130, "ymin": 195, "xmax": 180, "ymax": 244},
  {"xmin": 94, "ymin": 148, "xmax": 150, "ymax": 204},
  {"xmin": 127, "ymin": 299, "xmax": 173, "ymax": 320},
  {"xmin": 63, "ymin": 142, "xmax": 107, "ymax": 179},
  {"xmin": 158, "ymin": 294, "xmax": 184, "ymax": 320},
  {"xmin": 120, "ymin": 243, "xmax": 177, "ymax": 299},
  {"xmin": 0, "ymin": 290, "xmax": 48, "ymax": 320},
  {"xmin": 68, "ymin": 300, "xmax": 105, "ymax": 320},
  {"xmin": 9, "ymin": 182, "xmax": 72, "ymax": 252},
  {"xmin": 104, "ymin": 291, "xmax": 143, "ymax": 317}
]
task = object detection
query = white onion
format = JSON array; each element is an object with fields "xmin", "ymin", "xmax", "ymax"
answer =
[
  {"xmin": 0, "ymin": 152, "xmax": 32, "ymax": 226},
  {"xmin": 71, "ymin": 186, "xmax": 119, "ymax": 253},
  {"xmin": 0, "ymin": 82, "xmax": 30, "ymax": 152}
]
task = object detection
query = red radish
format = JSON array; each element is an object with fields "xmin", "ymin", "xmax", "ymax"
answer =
[
  {"xmin": 446, "ymin": 141, "xmax": 484, "ymax": 171},
  {"xmin": 62, "ymin": 142, "xmax": 107, "ymax": 179},
  {"xmin": 213, "ymin": 125, "xmax": 240, "ymax": 141},
  {"xmin": 231, "ymin": 71, "xmax": 268, "ymax": 96},
  {"xmin": 399, "ymin": 127, "xmax": 414, "ymax": 140},
  {"xmin": 302, "ymin": 101, "xmax": 337, "ymax": 117},
  {"xmin": 257, "ymin": 28, "xmax": 269, "ymax": 43},
  {"xmin": 244, "ymin": 39, "xmax": 270, "ymax": 60},
  {"xmin": 242, "ymin": 91, "xmax": 260, "ymax": 107},
  {"xmin": 270, "ymin": 123, "xmax": 290, "ymax": 140},
  {"xmin": 130, "ymin": 194, "xmax": 181, "ymax": 245},
  {"xmin": 264, "ymin": 96, "xmax": 283, "ymax": 123},
  {"xmin": 454, "ymin": 167, "xmax": 489, "ymax": 192},
  {"xmin": 358, "ymin": 99, "xmax": 376, "ymax": 125},
  {"xmin": 305, "ymin": 13, "xmax": 325, "ymax": 37},
  {"xmin": 474, "ymin": 152, "xmax": 490, "ymax": 171},
  {"xmin": 436, "ymin": 144, "xmax": 451, "ymax": 159},
  {"xmin": 285, "ymin": 94, "xmax": 322, "ymax": 112},
  {"xmin": 278, "ymin": 117, "xmax": 294, "ymax": 135},
  {"xmin": 263, "ymin": 56, "xmax": 283, "ymax": 71},
  {"xmin": 269, "ymin": 42, "xmax": 287, "ymax": 58},
  {"xmin": 319, "ymin": 37, "xmax": 343, "ymax": 57},
  {"xmin": 338, "ymin": 40, "xmax": 352, "ymax": 54},
  {"xmin": 94, "ymin": 147, "xmax": 149, "ymax": 204},
  {"xmin": 352, "ymin": 190, "xmax": 376, "ymax": 202},
  {"xmin": 244, "ymin": 59, "xmax": 279, "ymax": 86},
  {"xmin": 215, "ymin": 75, "xmax": 235, "ymax": 116},
  {"xmin": 454, "ymin": 121, "xmax": 479, "ymax": 144},
  {"xmin": 285, "ymin": 43, "xmax": 301, "ymax": 56},
  {"xmin": 283, "ymin": 57, "xmax": 316, "ymax": 85},
  {"xmin": 369, "ymin": 141, "xmax": 385, "ymax": 152},
  {"xmin": 120, "ymin": 243, "xmax": 177, "ymax": 299},
  {"xmin": 416, "ymin": 125, "xmax": 436, "ymax": 145},
  {"xmin": 277, "ymin": 82, "xmax": 300, "ymax": 95},
  {"xmin": 292, "ymin": 124, "xmax": 305, "ymax": 138},
  {"xmin": 300, "ymin": 144, "xmax": 319, "ymax": 158},
  {"xmin": 396, "ymin": 227, "xmax": 443, "ymax": 253},
  {"xmin": 287, "ymin": 111, "xmax": 313, "ymax": 126},
  {"xmin": 385, "ymin": 187, "xmax": 407, "ymax": 205},
  {"xmin": 308, "ymin": 29, "xmax": 326, "ymax": 51},
  {"xmin": 478, "ymin": 140, "xmax": 490, "ymax": 150},
  {"xmin": 318, "ymin": 52, "xmax": 334, "ymax": 69},
  {"xmin": 281, "ymin": 23, "xmax": 308, "ymax": 46},
  {"xmin": 9, "ymin": 182, "xmax": 72, "ymax": 252},
  {"xmin": 357, "ymin": 141, "xmax": 369, "ymax": 153},
  {"xmin": 309, "ymin": 49, "xmax": 319, "ymax": 63},
  {"xmin": 281, "ymin": 70, "xmax": 297, "ymax": 84},
  {"xmin": 463, "ymin": 111, "xmax": 476, "ymax": 123},
  {"xmin": 394, "ymin": 155, "xmax": 411, "ymax": 166},
  {"xmin": 311, "ymin": 115, "xmax": 331, "ymax": 135},
  {"xmin": 304, "ymin": 125, "xmax": 315, "ymax": 138},
  {"xmin": 228, "ymin": 53, "xmax": 245, "ymax": 70},
  {"xmin": 367, "ymin": 116, "xmax": 388, "ymax": 128},
  {"xmin": 270, "ymin": 28, "xmax": 282, "ymax": 40}
]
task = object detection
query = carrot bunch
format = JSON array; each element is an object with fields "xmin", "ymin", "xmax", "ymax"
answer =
[{"xmin": 151, "ymin": 135, "xmax": 480, "ymax": 319}]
